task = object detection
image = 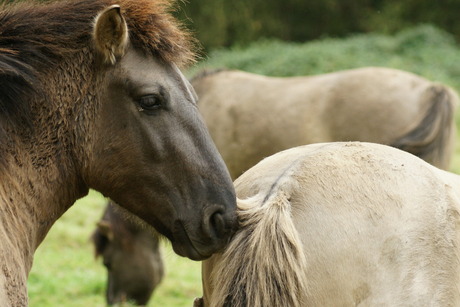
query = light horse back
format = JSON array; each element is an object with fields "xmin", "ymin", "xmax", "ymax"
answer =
[{"xmin": 199, "ymin": 142, "xmax": 460, "ymax": 306}]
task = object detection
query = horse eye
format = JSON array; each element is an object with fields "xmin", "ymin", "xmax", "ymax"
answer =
[{"xmin": 138, "ymin": 95, "xmax": 163, "ymax": 112}]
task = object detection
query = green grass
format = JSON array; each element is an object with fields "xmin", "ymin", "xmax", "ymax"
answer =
[
  {"xmin": 28, "ymin": 191, "xmax": 202, "ymax": 307},
  {"xmin": 29, "ymin": 25, "xmax": 460, "ymax": 306}
]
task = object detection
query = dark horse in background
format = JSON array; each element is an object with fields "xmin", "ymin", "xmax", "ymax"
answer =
[
  {"xmin": 92, "ymin": 202, "xmax": 164, "ymax": 305},
  {"xmin": 0, "ymin": 0, "xmax": 236, "ymax": 306}
]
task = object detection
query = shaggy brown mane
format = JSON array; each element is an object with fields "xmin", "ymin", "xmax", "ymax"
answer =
[{"xmin": 0, "ymin": 0, "xmax": 196, "ymax": 130}]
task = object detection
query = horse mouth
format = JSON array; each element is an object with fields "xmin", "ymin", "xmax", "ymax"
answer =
[{"xmin": 171, "ymin": 220, "xmax": 209, "ymax": 261}]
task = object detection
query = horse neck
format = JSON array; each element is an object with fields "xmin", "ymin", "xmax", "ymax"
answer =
[
  {"xmin": 0, "ymin": 56, "xmax": 96, "ymax": 251},
  {"xmin": 0, "ymin": 53, "xmax": 93, "ymax": 305},
  {"xmin": 0, "ymin": 145, "xmax": 87, "ymax": 272}
]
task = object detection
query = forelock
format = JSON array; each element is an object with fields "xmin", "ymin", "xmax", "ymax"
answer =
[
  {"xmin": 0, "ymin": 0, "xmax": 196, "ymax": 130},
  {"xmin": 116, "ymin": 0, "xmax": 198, "ymax": 67}
]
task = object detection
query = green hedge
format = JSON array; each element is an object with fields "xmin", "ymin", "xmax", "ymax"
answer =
[
  {"xmin": 176, "ymin": 0, "xmax": 460, "ymax": 50},
  {"xmin": 189, "ymin": 25, "xmax": 460, "ymax": 92}
]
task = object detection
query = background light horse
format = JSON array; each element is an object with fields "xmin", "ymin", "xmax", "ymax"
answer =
[
  {"xmin": 197, "ymin": 142, "xmax": 460, "ymax": 307},
  {"xmin": 192, "ymin": 67, "xmax": 458, "ymax": 177},
  {"xmin": 0, "ymin": 0, "xmax": 237, "ymax": 306}
]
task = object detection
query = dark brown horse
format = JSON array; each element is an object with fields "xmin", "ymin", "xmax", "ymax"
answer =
[
  {"xmin": 92, "ymin": 202, "xmax": 164, "ymax": 306},
  {"xmin": 0, "ymin": 0, "xmax": 236, "ymax": 305}
]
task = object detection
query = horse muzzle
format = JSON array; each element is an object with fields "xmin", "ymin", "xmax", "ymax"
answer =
[{"xmin": 171, "ymin": 205, "xmax": 237, "ymax": 260}]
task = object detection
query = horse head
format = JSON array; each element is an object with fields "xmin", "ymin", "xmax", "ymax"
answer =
[{"xmin": 84, "ymin": 4, "xmax": 237, "ymax": 260}]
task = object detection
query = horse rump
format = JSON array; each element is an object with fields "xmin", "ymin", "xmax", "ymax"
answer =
[{"xmin": 207, "ymin": 193, "xmax": 308, "ymax": 307}]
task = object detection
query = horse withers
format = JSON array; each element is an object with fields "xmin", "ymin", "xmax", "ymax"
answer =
[
  {"xmin": 92, "ymin": 202, "xmax": 164, "ymax": 306},
  {"xmin": 192, "ymin": 68, "xmax": 458, "ymax": 178},
  {"xmin": 196, "ymin": 142, "xmax": 460, "ymax": 307},
  {"xmin": 0, "ymin": 1, "xmax": 236, "ymax": 305}
]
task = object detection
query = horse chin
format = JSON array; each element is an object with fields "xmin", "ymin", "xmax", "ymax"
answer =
[
  {"xmin": 171, "ymin": 221, "xmax": 211, "ymax": 261},
  {"xmin": 171, "ymin": 240, "xmax": 208, "ymax": 261}
]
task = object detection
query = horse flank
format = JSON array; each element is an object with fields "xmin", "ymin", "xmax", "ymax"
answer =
[
  {"xmin": 391, "ymin": 83, "xmax": 458, "ymax": 169},
  {"xmin": 209, "ymin": 194, "xmax": 308, "ymax": 307}
]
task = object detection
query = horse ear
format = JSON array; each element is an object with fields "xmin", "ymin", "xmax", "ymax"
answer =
[
  {"xmin": 97, "ymin": 220, "xmax": 114, "ymax": 241},
  {"xmin": 193, "ymin": 297, "xmax": 204, "ymax": 307},
  {"xmin": 90, "ymin": 221, "xmax": 114, "ymax": 258},
  {"xmin": 93, "ymin": 5, "xmax": 128, "ymax": 65}
]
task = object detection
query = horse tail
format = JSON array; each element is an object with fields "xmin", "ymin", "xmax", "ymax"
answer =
[
  {"xmin": 391, "ymin": 84, "xmax": 458, "ymax": 170},
  {"xmin": 209, "ymin": 192, "xmax": 308, "ymax": 307}
]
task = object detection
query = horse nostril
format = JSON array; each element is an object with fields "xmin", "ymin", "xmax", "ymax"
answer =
[
  {"xmin": 203, "ymin": 207, "xmax": 228, "ymax": 240},
  {"xmin": 209, "ymin": 211, "xmax": 225, "ymax": 239}
]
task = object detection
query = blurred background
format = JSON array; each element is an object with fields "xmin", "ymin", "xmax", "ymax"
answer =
[
  {"xmin": 24, "ymin": 0, "xmax": 460, "ymax": 306},
  {"xmin": 176, "ymin": 0, "xmax": 460, "ymax": 51}
]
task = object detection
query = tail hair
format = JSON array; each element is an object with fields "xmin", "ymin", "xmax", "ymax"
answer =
[
  {"xmin": 392, "ymin": 84, "xmax": 458, "ymax": 169},
  {"xmin": 209, "ymin": 192, "xmax": 308, "ymax": 307}
]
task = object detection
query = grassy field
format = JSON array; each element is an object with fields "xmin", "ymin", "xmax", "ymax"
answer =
[
  {"xmin": 29, "ymin": 25, "xmax": 460, "ymax": 306},
  {"xmin": 28, "ymin": 191, "xmax": 203, "ymax": 307}
]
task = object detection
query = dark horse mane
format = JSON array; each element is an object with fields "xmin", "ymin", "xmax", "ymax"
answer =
[{"xmin": 0, "ymin": 0, "xmax": 196, "ymax": 130}]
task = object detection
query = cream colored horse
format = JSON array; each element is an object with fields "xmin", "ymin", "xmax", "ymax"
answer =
[
  {"xmin": 196, "ymin": 142, "xmax": 460, "ymax": 307},
  {"xmin": 192, "ymin": 67, "xmax": 458, "ymax": 177}
]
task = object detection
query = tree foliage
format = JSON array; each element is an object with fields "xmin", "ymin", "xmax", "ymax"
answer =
[{"xmin": 176, "ymin": 0, "xmax": 460, "ymax": 50}]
